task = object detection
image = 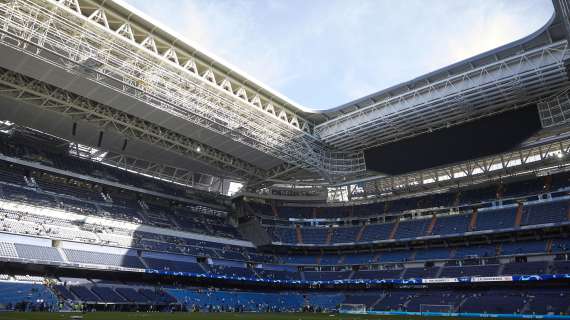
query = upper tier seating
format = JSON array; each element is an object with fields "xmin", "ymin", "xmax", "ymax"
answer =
[
  {"xmin": 320, "ymin": 255, "xmax": 340, "ymax": 265},
  {"xmin": 0, "ymin": 153, "xmax": 240, "ymax": 241},
  {"xmin": 14, "ymin": 243, "xmax": 63, "ymax": 262},
  {"xmin": 267, "ymin": 227, "xmax": 297, "ymax": 243},
  {"xmin": 475, "ymin": 207, "xmax": 517, "ymax": 231},
  {"xmin": 281, "ymin": 255, "xmax": 317, "ymax": 265},
  {"xmin": 454, "ymin": 244, "xmax": 496, "ymax": 258},
  {"xmin": 500, "ymin": 240, "xmax": 547, "ymax": 255},
  {"xmin": 318, "ymin": 207, "xmax": 352, "ymax": 219},
  {"xmin": 394, "ymin": 218, "xmax": 430, "ymax": 239},
  {"xmin": 413, "ymin": 247, "xmax": 450, "ymax": 261},
  {"xmin": 63, "ymin": 249, "xmax": 145, "ymax": 269},
  {"xmin": 0, "ymin": 133, "xmax": 221, "ymax": 202},
  {"xmin": 1, "ymin": 194, "xmax": 569, "ymax": 279},
  {"xmin": 431, "ymin": 213, "xmax": 471, "ymax": 235},
  {"xmin": 331, "ymin": 226, "xmax": 360, "ymax": 243},
  {"xmin": 343, "ymin": 253, "xmax": 377, "ymax": 264},
  {"xmin": 143, "ymin": 257, "xmax": 205, "ymax": 273},
  {"xmin": 501, "ymin": 261, "xmax": 548, "ymax": 275},
  {"xmin": 278, "ymin": 207, "xmax": 313, "ymax": 219},
  {"xmin": 378, "ymin": 251, "xmax": 411, "ymax": 263},
  {"xmin": 550, "ymin": 171, "xmax": 570, "ymax": 191},
  {"xmin": 300, "ymin": 227, "xmax": 328, "ymax": 244},
  {"xmin": 264, "ymin": 198, "xmax": 568, "ymax": 245},
  {"xmin": 521, "ymin": 200, "xmax": 569, "ymax": 226},
  {"xmin": 253, "ymin": 172, "xmax": 569, "ymax": 222},
  {"xmin": 502, "ymin": 178, "xmax": 546, "ymax": 199},
  {"xmin": 1, "ymin": 130, "xmax": 569, "ymax": 288},
  {"xmin": 359, "ymin": 222, "xmax": 394, "ymax": 242},
  {"xmin": 0, "ymin": 241, "xmax": 17, "ymax": 258}
]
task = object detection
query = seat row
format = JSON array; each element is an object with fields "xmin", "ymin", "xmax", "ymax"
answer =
[{"xmin": 266, "ymin": 200, "xmax": 570, "ymax": 245}]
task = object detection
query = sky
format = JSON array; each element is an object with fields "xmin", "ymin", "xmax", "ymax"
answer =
[{"xmin": 124, "ymin": 0, "xmax": 553, "ymax": 110}]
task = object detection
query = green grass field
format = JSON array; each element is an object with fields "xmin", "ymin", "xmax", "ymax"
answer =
[
  {"xmin": 0, "ymin": 312, "xmax": 494, "ymax": 320},
  {"xmin": 0, "ymin": 313, "xmax": 388, "ymax": 320}
]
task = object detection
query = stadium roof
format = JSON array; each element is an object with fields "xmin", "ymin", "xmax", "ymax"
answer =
[
  {"xmin": 0, "ymin": 0, "xmax": 569, "ymax": 193},
  {"xmin": 307, "ymin": 19, "xmax": 559, "ymax": 121},
  {"xmin": 105, "ymin": 0, "xmax": 317, "ymax": 116}
]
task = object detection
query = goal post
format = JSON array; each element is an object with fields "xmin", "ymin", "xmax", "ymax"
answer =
[
  {"xmin": 419, "ymin": 304, "xmax": 454, "ymax": 314},
  {"xmin": 339, "ymin": 304, "xmax": 367, "ymax": 314}
]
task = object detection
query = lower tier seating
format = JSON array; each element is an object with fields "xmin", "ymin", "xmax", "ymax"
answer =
[{"xmin": 0, "ymin": 277, "xmax": 568, "ymax": 315}]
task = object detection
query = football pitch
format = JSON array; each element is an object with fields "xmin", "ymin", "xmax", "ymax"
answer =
[
  {"xmin": 0, "ymin": 313, "xmax": 384, "ymax": 320},
  {"xmin": 0, "ymin": 312, "xmax": 496, "ymax": 320}
]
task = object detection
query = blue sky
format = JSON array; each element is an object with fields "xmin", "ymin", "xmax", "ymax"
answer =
[{"xmin": 124, "ymin": 0, "xmax": 553, "ymax": 110}]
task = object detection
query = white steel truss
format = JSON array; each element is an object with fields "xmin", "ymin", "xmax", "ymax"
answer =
[
  {"xmin": 315, "ymin": 41, "xmax": 570, "ymax": 150},
  {"xmin": 538, "ymin": 90, "xmax": 570, "ymax": 128},
  {"xmin": 0, "ymin": 0, "xmax": 366, "ymax": 179},
  {"xmin": 0, "ymin": 66, "xmax": 266, "ymax": 180},
  {"xmin": 555, "ymin": 0, "xmax": 570, "ymax": 42},
  {"xmin": 67, "ymin": 142, "xmax": 224, "ymax": 192},
  {"xmin": 69, "ymin": 0, "xmax": 309, "ymax": 132},
  {"xmin": 0, "ymin": 0, "xmax": 569, "ymax": 192},
  {"xmin": 342, "ymin": 138, "xmax": 570, "ymax": 202},
  {"xmin": 247, "ymin": 135, "xmax": 570, "ymax": 201},
  {"xmin": 97, "ymin": 151, "xmax": 225, "ymax": 193}
]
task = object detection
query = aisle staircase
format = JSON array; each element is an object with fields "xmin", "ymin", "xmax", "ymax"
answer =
[
  {"xmin": 295, "ymin": 225, "xmax": 303, "ymax": 244},
  {"xmin": 514, "ymin": 202, "xmax": 524, "ymax": 227},
  {"xmin": 271, "ymin": 202, "xmax": 279, "ymax": 217},
  {"xmin": 426, "ymin": 214, "xmax": 437, "ymax": 235},
  {"xmin": 325, "ymin": 228, "xmax": 333, "ymax": 245},
  {"xmin": 355, "ymin": 225, "xmax": 366, "ymax": 242},
  {"xmin": 389, "ymin": 219, "xmax": 400, "ymax": 240},
  {"xmin": 469, "ymin": 208, "xmax": 478, "ymax": 231}
]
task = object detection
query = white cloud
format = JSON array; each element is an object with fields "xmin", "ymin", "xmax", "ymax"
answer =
[{"xmin": 124, "ymin": 0, "xmax": 553, "ymax": 109}]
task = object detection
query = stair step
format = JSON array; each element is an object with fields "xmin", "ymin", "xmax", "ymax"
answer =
[
  {"xmin": 514, "ymin": 202, "xmax": 524, "ymax": 227},
  {"xmin": 469, "ymin": 208, "xmax": 478, "ymax": 231},
  {"xmin": 388, "ymin": 219, "xmax": 400, "ymax": 240},
  {"xmin": 325, "ymin": 228, "xmax": 333, "ymax": 245},
  {"xmin": 426, "ymin": 214, "xmax": 437, "ymax": 235},
  {"xmin": 295, "ymin": 225, "xmax": 303, "ymax": 244},
  {"xmin": 355, "ymin": 224, "xmax": 366, "ymax": 242}
]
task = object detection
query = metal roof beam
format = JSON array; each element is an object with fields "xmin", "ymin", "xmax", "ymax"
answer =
[
  {"xmin": 0, "ymin": 67, "xmax": 266, "ymax": 180},
  {"xmin": 316, "ymin": 42, "xmax": 570, "ymax": 150}
]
